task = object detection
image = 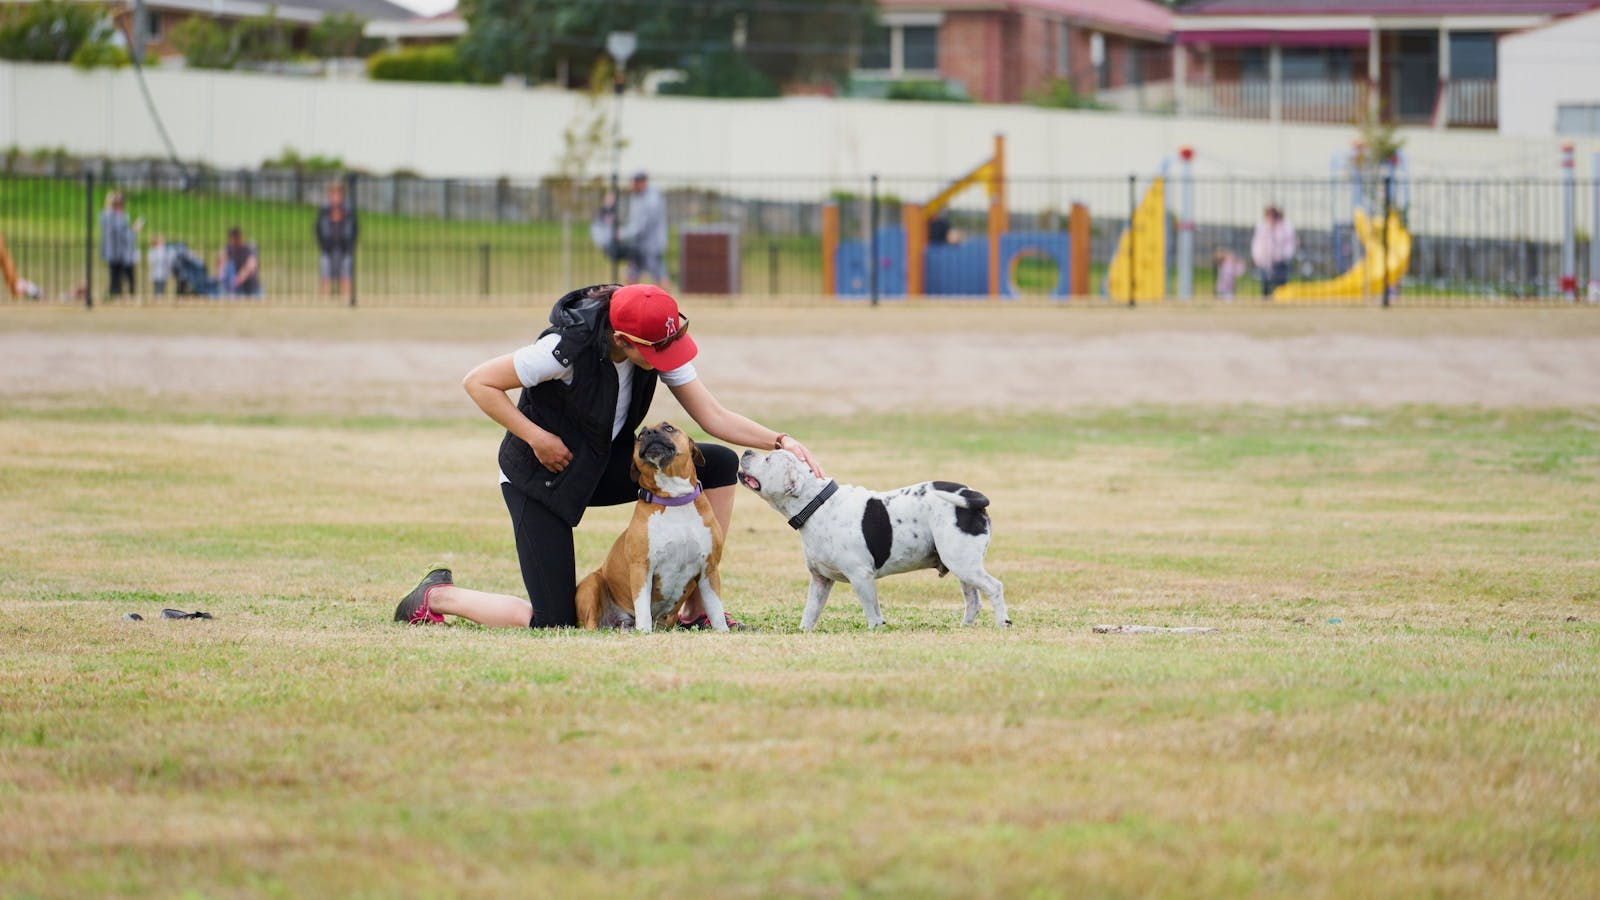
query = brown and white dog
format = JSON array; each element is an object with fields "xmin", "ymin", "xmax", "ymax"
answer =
[{"xmin": 575, "ymin": 422, "xmax": 728, "ymax": 632}]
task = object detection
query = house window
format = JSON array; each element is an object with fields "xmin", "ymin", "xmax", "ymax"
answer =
[
  {"xmin": 1282, "ymin": 47, "xmax": 1354, "ymax": 80},
  {"xmin": 1056, "ymin": 21, "xmax": 1070, "ymax": 77},
  {"xmin": 859, "ymin": 24, "xmax": 891, "ymax": 70},
  {"xmin": 902, "ymin": 25, "xmax": 938, "ymax": 71},
  {"xmin": 1091, "ymin": 32, "xmax": 1107, "ymax": 88},
  {"xmin": 856, "ymin": 16, "xmax": 941, "ymax": 76},
  {"xmin": 1449, "ymin": 32, "xmax": 1496, "ymax": 79},
  {"xmin": 1238, "ymin": 46, "xmax": 1268, "ymax": 79},
  {"xmin": 1557, "ymin": 104, "xmax": 1600, "ymax": 136}
]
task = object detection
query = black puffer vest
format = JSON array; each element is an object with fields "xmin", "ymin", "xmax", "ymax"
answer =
[{"xmin": 498, "ymin": 286, "xmax": 658, "ymax": 526}]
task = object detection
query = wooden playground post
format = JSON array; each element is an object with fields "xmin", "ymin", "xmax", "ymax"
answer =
[
  {"xmin": 987, "ymin": 133, "xmax": 1006, "ymax": 299},
  {"xmin": 903, "ymin": 203, "xmax": 925, "ymax": 297},
  {"xmin": 1068, "ymin": 203, "xmax": 1091, "ymax": 296},
  {"xmin": 820, "ymin": 202, "xmax": 838, "ymax": 297}
]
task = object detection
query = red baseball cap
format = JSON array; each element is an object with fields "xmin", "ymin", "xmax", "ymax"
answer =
[{"xmin": 609, "ymin": 284, "xmax": 698, "ymax": 371}]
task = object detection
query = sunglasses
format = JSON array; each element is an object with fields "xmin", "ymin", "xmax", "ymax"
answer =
[{"xmin": 615, "ymin": 313, "xmax": 690, "ymax": 350}]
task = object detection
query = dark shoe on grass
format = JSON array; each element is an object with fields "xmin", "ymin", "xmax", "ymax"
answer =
[{"xmin": 395, "ymin": 568, "xmax": 452, "ymax": 624}]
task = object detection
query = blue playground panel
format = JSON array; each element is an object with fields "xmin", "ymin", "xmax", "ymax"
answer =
[
  {"xmin": 926, "ymin": 242, "xmax": 988, "ymax": 295},
  {"xmin": 835, "ymin": 228, "xmax": 1072, "ymax": 298},
  {"xmin": 833, "ymin": 228, "xmax": 907, "ymax": 298},
  {"xmin": 998, "ymin": 231, "xmax": 1072, "ymax": 298}
]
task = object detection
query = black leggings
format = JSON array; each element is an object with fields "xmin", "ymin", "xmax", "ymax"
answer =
[
  {"xmin": 108, "ymin": 263, "xmax": 135, "ymax": 297},
  {"xmin": 502, "ymin": 436, "xmax": 738, "ymax": 627}
]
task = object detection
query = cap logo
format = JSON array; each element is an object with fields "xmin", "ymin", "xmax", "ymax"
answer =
[{"xmin": 663, "ymin": 316, "xmax": 679, "ymax": 338}]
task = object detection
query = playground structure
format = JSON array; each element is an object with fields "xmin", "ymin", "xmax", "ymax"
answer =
[
  {"xmin": 822, "ymin": 135, "xmax": 1090, "ymax": 299},
  {"xmin": 1095, "ymin": 146, "xmax": 1420, "ymax": 304},
  {"xmin": 1274, "ymin": 209, "xmax": 1412, "ymax": 303},
  {"xmin": 1104, "ymin": 173, "xmax": 1169, "ymax": 303}
]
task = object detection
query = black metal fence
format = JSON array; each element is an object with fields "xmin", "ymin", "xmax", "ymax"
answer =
[{"xmin": 1, "ymin": 160, "xmax": 1596, "ymax": 308}]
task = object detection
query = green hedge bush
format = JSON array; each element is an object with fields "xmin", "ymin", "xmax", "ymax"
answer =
[{"xmin": 366, "ymin": 44, "xmax": 473, "ymax": 83}]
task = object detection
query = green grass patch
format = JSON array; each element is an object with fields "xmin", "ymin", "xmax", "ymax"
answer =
[{"xmin": 2, "ymin": 399, "xmax": 1599, "ymax": 896}]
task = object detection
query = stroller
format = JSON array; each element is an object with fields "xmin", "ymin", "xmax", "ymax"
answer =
[
  {"xmin": 590, "ymin": 205, "xmax": 644, "ymax": 271},
  {"xmin": 170, "ymin": 242, "xmax": 219, "ymax": 296}
]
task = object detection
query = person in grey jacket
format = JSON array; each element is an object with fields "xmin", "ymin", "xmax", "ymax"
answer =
[
  {"xmin": 99, "ymin": 192, "xmax": 140, "ymax": 298},
  {"xmin": 618, "ymin": 171, "xmax": 668, "ymax": 284},
  {"xmin": 314, "ymin": 180, "xmax": 358, "ymax": 298}
]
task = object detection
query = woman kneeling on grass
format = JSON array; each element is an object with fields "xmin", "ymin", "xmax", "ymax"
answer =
[{"xmin": 394, "ymin": 282, "xmax": 825, "ymax": 629}]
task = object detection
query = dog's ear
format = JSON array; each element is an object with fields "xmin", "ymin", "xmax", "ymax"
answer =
[
  {"xmin": 783, "ymin": 461, "xmax": 802, "ymax": 497},
  {"xmin": 691, "ymin": 444, "xmax": 705, "ymax": 467},
  {"xmin": 628, "ymin": 458, "xmax": 640, "ymax": 485}
]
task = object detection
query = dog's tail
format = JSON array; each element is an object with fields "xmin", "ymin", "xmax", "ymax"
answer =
[{"xmin": 930, "ymin": 481, "xmax": 989, "ymax": 510}]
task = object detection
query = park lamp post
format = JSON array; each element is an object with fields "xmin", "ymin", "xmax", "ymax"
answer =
[{"xmin": 607, "ymin": 31, "xmax": 637, "ymax": 283}]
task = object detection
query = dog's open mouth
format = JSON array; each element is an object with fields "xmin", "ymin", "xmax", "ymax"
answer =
[{"xmin": 738, "ymin": 473, "xmax": 761, "ymax": 491}]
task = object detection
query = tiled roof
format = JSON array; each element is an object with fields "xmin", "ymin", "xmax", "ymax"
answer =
[
  {"xmin": 1178, "ymin": 0, "xmax": 1600, "ymax": 15},
  {"xmin": 144, "ymin": 0, "xmax": 417, "ymax": 22},
  {"xmin": 880, "ymin": 0, "xmax": 1171, "ymax": 38}
]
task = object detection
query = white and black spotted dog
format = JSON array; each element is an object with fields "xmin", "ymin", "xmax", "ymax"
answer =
[{"xmin": 738, "ymin": 449, "xmax": 1008, "ymax": 630}]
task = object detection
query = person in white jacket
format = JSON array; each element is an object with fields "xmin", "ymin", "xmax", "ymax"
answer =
[
  {"xmin": 147, "ymin": 234, "xmax": 175, "ymax": 297},
  {"xmin": 1250, "ymin": 205, "xmax": 1297, "ymax": 298}
]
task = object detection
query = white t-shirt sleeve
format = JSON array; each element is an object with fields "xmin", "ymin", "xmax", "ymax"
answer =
[
  {"xmin": 658, "ymin": 361, "xmax": 698, "ymax": 388},
  {"xmin": 511, "ymin": 333, "xmax": 573, "ymax": 387}
]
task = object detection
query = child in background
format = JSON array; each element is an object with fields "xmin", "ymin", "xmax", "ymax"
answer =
[
  {"xmin": 1214, "ymin": 248, "xmax": 1247, "ymax": 300},
  {"xmin": 147, "ymin": 234, "xmax": 175, "ymax": 297}
]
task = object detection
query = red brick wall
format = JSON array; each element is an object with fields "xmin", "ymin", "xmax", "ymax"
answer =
[
  {"xmin": 1105, "ymin": 41, "xmax": 1128, "ymax": 89},
  {"xmin": 935, "ymin": 12, "xmax": 1171, "ymax": 104},
  {"xmin": 1066, "ymin": 27, "xmax": 1096, "ymax": 94},
  {"xmin": 1013, "ymin": 10, "xmax": 1056, "ymax": 103},
  {"xmin": 939, "ymin": 12, "xmax": 1003, "ymax": 102}
]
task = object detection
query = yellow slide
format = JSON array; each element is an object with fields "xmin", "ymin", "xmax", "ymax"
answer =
[
  {"xmin": 1105, "ymin": 177, "xmax": 1167, "ymax": 303},
  {"xmin": 1274, "ymin": 210, "xmax": 1411, "ymax": 303}
]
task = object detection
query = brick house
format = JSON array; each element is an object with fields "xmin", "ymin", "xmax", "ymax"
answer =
[
  {"xmin": 1172, "ymin": 0, "xmax": 1600, "ymax": 128},
  {"xmin": 855, "ymin": 0, "xmax": 1173, "ymax": 104}
]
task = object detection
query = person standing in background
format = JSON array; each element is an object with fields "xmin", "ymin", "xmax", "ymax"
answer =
[
  {"xmin": 147, "ymin": 234, "xmax": 175, "ymax": 297},
  {"xmin": 1250, "ymin": 205, "xmax": 1297, "ymax": 298},
  {"xmin": 315, "ymin": 180, "xmax": 358, "ymax": 299},
  {"xmin": 1213, "ymin": 248, "xmax": 1247, "ymax": 300},
  {"xmin": 218, "ymin": 226, "xmax": 261, "ymax": 298},
  {"xmin": 617, "ymin": 171, "xmax": 668, "ymax": 285},
  {"xmin": 100, "ymin": 192, "xmax": 140, "ymax": 298}
]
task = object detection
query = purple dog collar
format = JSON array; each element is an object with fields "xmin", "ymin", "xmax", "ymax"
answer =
[{"xmin": 639, "ymin": 484, "xmax": 703, "ymax": 507}]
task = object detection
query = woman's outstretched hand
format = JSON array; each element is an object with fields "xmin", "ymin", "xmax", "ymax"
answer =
[{"xmin": 780, "ymin": 435, "xmax": 825, "ymax": 479}]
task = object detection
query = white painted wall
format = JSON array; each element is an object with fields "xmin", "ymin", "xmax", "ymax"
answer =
[
  {"xmin": 1499, "ymin": 9, "xmax": 1600, "ymax": 138},
  {"xmin": 3, "ymin": 60, "xmax": 1596, "ymax": 183}
]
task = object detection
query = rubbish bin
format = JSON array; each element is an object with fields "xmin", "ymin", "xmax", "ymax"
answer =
[{"xmin": 678, "ymin": 225, "xmax": 740, "ymax": 294}]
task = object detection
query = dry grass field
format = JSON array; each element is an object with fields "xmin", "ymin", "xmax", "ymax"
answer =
[{"xmin": 2, "ymin": 302, "xmax": 1599, "ymax": 897}]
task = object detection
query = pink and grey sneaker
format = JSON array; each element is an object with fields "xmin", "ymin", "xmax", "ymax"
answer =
[
  {"xmin": 676, "ymin": 612, "xmax": 752, "ymax": 632},
  {"xmin": 394, "ymin": 568, "xmax": 452, "ymax": 625}
]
